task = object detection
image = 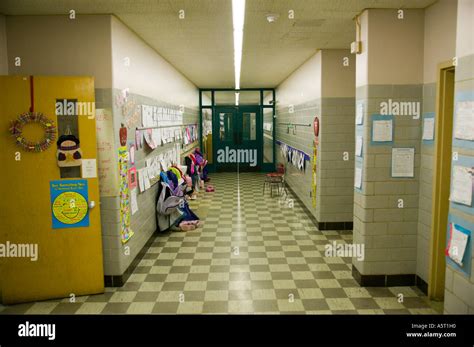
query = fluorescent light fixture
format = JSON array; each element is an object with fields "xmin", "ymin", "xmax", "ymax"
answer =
[
  {"xmin": 235, "ymin": 92, "xmax": 240, "ymax": 106},
  {"xmin": 232, "ymin": 0, "xmax": 245, "ymax": 90}
]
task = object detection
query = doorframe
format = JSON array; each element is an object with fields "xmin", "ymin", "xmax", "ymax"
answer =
[
  {"xmin": 199, "ymin": 88, "xmax": 276, "ymax": 172},
  {"xmin": 212, "ymin": 105, "xmax": 237, "ymax": 172},
  {"xmin": 212, "ymin": 104, "xmax": 264, "ymax": 172},
  {"xmin": 237, "ymin": 105, "xmax": 263, "ymax": 171},
  {"xmin": 428, "ymin": 60, "xmax": 455, "ymax": 300}
]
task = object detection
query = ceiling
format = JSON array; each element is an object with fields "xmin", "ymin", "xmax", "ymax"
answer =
[{"xmin": 0, "ymin": 0, "xmax": 437, "ymax": 88}]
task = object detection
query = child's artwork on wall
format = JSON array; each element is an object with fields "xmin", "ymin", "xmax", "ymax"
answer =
[
  {"xmin": 118, "ymin": 146, "xmax": 134, "ymax": 243},
  {"xmin": 128, "ymin": 166, "xmax": 137, "ymax": 190},
  {"xmin": 56, "ymin": 134, "xmax": 82, "ymax": 167}
]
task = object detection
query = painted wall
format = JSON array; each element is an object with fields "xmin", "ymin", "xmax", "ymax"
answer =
[
  {"xmin": 367, "ymin": 10, "xmax": 425, "ymax": 85},
  {"xmin": 353, "ymin": 9, "xmax": 424, "ymax": 277},
  {"xmin": 276, "ymin": 50, "xmax": 355, "ymax": 225},
  {"xmin": 5, "ymin": 15, "xmax": 112, "ymax": 88},
  {"xmin": 417, "ymin": 0, "xmax": 458, "ymax": 284},
  {"xmin": 102, "ymin": 17, "xmax": 199, "ymax": 278},
  {"xmin": 276, "ymin": 52, "xmax": 321, "ymax": 220},
  {"xmin": 444, "ymin": 0, "xmax": 474, "ymax": 314},
  {"xmin": 0, "ymin": 15, "xmax": 7, "ymax": 75}
]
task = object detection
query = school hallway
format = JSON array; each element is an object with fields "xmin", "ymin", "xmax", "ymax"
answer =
[
  {"xmin": 0, "ymin": 173, "xmax": 438, "ymax": 315},
  {"xmin": 0, "ymin": 0, "xmax": 473, "ymax": 329}
]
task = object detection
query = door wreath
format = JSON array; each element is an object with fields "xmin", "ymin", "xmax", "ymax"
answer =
[{"xmin": 9, "ymin": 112, "xmax": 56, "ymax": 152}]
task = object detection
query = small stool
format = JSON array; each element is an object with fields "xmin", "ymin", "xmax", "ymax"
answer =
[{"xmin": 263, "ymin": 173, "xmax": 284, "ymax": 197}]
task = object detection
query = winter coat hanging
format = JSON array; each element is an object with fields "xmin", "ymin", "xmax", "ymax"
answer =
[{"xmin": 56, "ymin": 134, "xmax": 83, "ymax": 167}]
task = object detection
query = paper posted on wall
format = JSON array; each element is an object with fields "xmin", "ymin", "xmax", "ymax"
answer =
[
  {"xmin": 422, "ymin": 118, "xmax": 435, "ymax": 141},
  {"xmin": 449, "ymin": 165, "xmax": 473, "ymax": 206},
  {"xmin": 130, "ymin": 188, "xmax": 139, "ymax": 215},
  {"xmin": 356, "ymin": 103, "xmax": 364, "ymax": 125},
  {"xmin": 354, "ymin": 167, "xmax": 362, "ymax": 189},
  {"xmin": 454, "ymin": 101, "xmax": 474, "ymax": 141},
  {"xmin": 372, "ymin": 119, "xmax": 392, "ymax": 142},
  {"xmin": 391, "ymin": 148, "xmax": 414, "ymax": 178},
  {"xmin": 447, "ymin": 223, "xmax": 469, "ymax": 266},
  {"xmin": 355, "ymin": 136, "xmax": 363, "ymax": 157}
]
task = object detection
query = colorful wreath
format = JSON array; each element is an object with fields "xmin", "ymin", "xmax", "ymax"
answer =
[{"xmin": 9, "ymin": 112, "xmax": 57, "ymax": 152}]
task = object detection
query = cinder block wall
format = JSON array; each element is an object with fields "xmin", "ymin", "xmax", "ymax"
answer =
[
  {"xmin": 275, "ymin": 52, "xmax": 322, "ymax": 219},
  {"xmin": 100, "ymin": 90, "xmax": 199, "ymax": 279},
  {"xmin": 275, "ymin": 50, "xmax": 355, "ymax": 227},
  {"xmin": 353, "ymin": 84, "xmax": 422, "ymax": 276},
  {"xmin": 353, "ymin": 9, "xmax": 424, "ymax": 278},
  {"xmin": 417, "ymin": 83, "xmax": 437, "ymax": 281},
  {"xmin": 318, "ymin": 50, "xmax": 355, "ymax": 225},
  {"xmin": 102, "ymin": 17, "xmax": 199, "ymax": 280}
]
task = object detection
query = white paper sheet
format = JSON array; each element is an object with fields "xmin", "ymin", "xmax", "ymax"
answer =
[
  {"xmin": 391, "ymin": 148, "xmax": 415, "ymax": 178},
  {"xmin": 141, "ymin": 105, "xmax": 153, "ymax": 127},
  {"xmin": 144, "ymin": 169, "xmax": 151, "ymax": 190},
  {"xmin": 422, "ymin": 117, "xmax": 435, "ymax": 141},
  {"xmin": 454, "ymin": 101, "xmax": 474, "ymax": 141},
  {"xmin": 138, "ymin": 169, "xmax": 145, "ymax": 193},
  {"xmin": 372, "ymin": 119, "xmax": 393, "ymax": 142},
  {"xmin": 450, "ymin": 165, "xmax": 473, "ymax": 206},
  {"xmin": 355, "ymin": 136, "xmax": 363, "ymax": 157},
  {"xmin": 448, "ymin": 224, "xmax": 469, "ymax": 266},
  {"xmin": 130, "ymin": 188, "xmax": 139, "ymax": 215},
  {"xmin": 356, "ymin": 103, "xmax": 364, "ymax": 125},
  {"xmin": 81, "ymin": 159, "xmax": 97, "ymax": 178},
  {"xmin": 354, "ymin": 167, "xmax": 362, "ymax": 189}
]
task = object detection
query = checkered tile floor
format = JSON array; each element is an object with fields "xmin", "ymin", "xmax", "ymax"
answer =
[{"xmin": 0, "ymin": 172, "xmax": 439, "ymax": 314}]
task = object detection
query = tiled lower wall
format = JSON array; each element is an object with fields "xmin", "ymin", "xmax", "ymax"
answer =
[
  {"xmin": 275, "ymin": 97, "xmax": 354, "ymax": 227},
  {"xmin": 416, "ymin": 83, "xmax": 436, "ymax": 284},
  {"xmin": 353, "ymin": 84, "xmax": 422, "ymax": 278},
  {"xmin": 318, "ymin": 97, "xmax": 355, "ymax": 223},
  {"xmin": 444, "ymin": 53, "xmax": 474, "ymax": 314},
  {"xmin": 95, "ymin": 88, "xmax": 199, "ymax": 280},
  {"xmin": 276, "ymin": 100, "xmax": 320, "ymax": 220}
]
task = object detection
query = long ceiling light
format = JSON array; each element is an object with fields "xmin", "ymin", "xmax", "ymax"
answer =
[{"xmin": 232, "ymin": 0, "xmax": 245, "ymax": 91}]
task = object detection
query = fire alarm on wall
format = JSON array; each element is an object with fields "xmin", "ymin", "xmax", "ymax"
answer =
[{"xmin": 351, "ymin": 41, "xmax": 361, "ymax": 54}]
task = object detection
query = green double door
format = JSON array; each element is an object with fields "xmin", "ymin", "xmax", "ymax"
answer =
[{"xmin": 213, "ymin": 106, "xmax": 262, "ymax": 172}]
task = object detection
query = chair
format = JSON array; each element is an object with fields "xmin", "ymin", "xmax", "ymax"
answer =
[{"xmin": 263, "ymin": 172, "xmax": 285, "ymax": 197}]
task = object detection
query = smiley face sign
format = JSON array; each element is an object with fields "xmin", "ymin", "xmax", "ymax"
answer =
[
  {"xmin": 50, "ymin": 179, "xmax": 90, "ymax": 229},
  {"xmin": 52, "ymin": 192, "xmax": 88, "ymax": 224}
]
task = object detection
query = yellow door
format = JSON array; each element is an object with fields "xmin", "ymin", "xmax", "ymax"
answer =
[{"xmin": 0, "ymin": 76, "xmax": 104, "ymax": 304}]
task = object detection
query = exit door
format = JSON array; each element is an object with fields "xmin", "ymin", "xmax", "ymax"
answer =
[{"xmin": 213, "ymin": 106, "xmax": 262, "ymax": 171}]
